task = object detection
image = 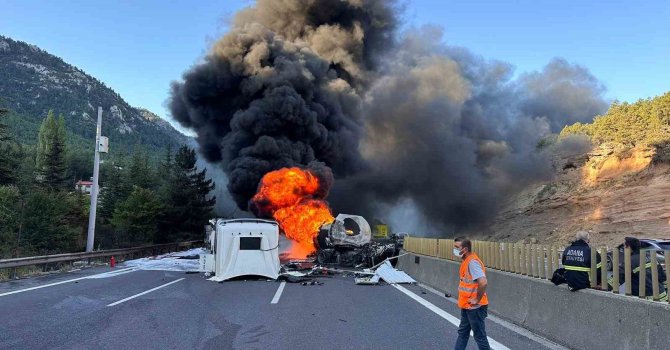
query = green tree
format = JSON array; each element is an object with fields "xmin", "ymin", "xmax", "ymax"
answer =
[
  {"xmin": 127, "ymin": 147, "xmax": 153, "ymax": 190},
  {"xmin": 0, "ymin": 108, "xmax": 18, "ymax": 185},
  {"xmin": 158, "ymin": 146, "xmax": 215, "ymax": 242},
  {"xmin": 111, "ymin": 186, "xmax": 162, "ymax": 246},
  {"xmin": 35, "ymin": 110, "xmax": 68, "ymax": 190},
  {"xmin": 22, "ymin": 190, "xmax": 87, "ymax": 255},
  {"xmin": 0, "ymin": 185, "xmax": 21, "ymax": 258},
  {"xmin": 561, "ymin": 91, "xmax": 670, "ymax": 147},
  {"xmin": 99, "ymin": 163, "xmax": 127, "ymax": 222}
]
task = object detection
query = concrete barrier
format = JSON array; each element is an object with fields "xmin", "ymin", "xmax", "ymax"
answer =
[{"xmin": 398, "ymin": 253, "xmax": 670, "ymax": 350}]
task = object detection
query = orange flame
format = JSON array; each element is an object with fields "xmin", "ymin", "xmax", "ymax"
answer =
[{"xmin": 252, "ymin": 167, "xmax": 334, "ymax": 258}]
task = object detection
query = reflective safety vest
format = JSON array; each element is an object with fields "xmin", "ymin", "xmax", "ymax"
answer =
[{"xmin": 458, "ymin": 253, "xmax": 489, "ymax": 309}]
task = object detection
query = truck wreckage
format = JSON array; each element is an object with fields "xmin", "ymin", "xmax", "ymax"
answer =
[
  {"xmin": 196, "ymin": 213, "xmax": 413, "ymax": 287},
  {"xmin": 314, "ymin": 214, "xmax": 401, "ymax": 268}
]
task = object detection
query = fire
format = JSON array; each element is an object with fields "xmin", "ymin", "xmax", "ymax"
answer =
[{"xmin": 252, "ymin": 167, "xmax": 334, "ymax": 258}]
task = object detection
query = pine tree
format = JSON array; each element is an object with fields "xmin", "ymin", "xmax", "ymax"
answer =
[
  {"xmin": 111, "ymin": 186, "xmax": 162, "ymax": 246},
  {"xmin": 99, "ymin": 163, "xmax": 126, "ymax": 221},
  {"xmin": 22, "ymin": 190, "xmax": 87, "ymax": 255},
  {"xmin": 158, "ymin": 146, "xmax": 215, "ymax": 242},
  {"xmin": 127, "ymin": 147, "xmax": 153, "ymax": 189},
  {"xmin": 161, "ymin": 143, "xmax": 174, "ymax": 174},
  {"xmin": 35, "ymin": 110, "xmax": 68, "ymax": 190},
  {"xmin": 0, "ymin": 108, "xmax": 18, "ymax": 185},
  {"xmin": 0, "ymin": 185, "xmax": 21, "ymax": 258},
  {"xmin": 0, "ymin": 108, "xmax": 10, "ymax": 143}
]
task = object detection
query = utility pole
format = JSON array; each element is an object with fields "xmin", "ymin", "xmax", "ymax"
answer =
[{"xmin": 86, "ymin": 107, "xmax": 105, "ymax": 252}]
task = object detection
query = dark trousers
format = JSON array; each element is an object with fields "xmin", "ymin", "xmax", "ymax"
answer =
[{"xmin": 454, "ymin": 305, "xmax": 490, "ymax": 350}]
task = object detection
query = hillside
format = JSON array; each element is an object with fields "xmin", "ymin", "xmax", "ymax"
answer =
[
  {"xmin": 483, "ymin": 92, "xmax": 670, "ymax": 247},
  {"xmin": 0, "ymin": 35, "xmax": 187, "ymax": 154}
]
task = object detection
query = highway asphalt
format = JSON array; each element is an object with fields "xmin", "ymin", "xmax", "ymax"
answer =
[{"xmin": 0, "ymin": 265, "xmax": 567, "ymax": 349}]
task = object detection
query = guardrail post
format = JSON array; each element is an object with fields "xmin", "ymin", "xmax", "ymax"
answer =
[
  {"xmin": 624, "ymin": 247, "xmax": 632, "ymax": 296},
  {"xmin": 515, "ymin": 243, "xmax": 521, "ymax": 273},
  {"xmin": 512, "ymin": 243, "xmax": 519, "ymax": 273},
  {"xmin": 590, "ymin": 247, "xmax": 597, "ymax": 288},
  {"xmin": 496, "ymin": 242, "xmax": 501, "ymax": 270},
  {"xmin": 538, "ymin": 245, "xmax": 545, "ymax": 279},
  {"xmin": 639, "ymin": 250, "xmax": 646, "ymax": 298},
  {"xmin": 505, "ymin": 242, "xmax": 510, "ymax": 271},
  {"xmin": 612, "ymin": 248, "xmax": 620, "ymax": 293},
  {"xmin": 528, "ymin": 243, "xmax": 537, "ymax": 277},
  {"xmin": 600, "ymin": 247, "xmax": 608, "ymax": 291},
  {"xmin": 548, "ymin": 245, "xmax": 555, "ymax": 275},
  {"xmin": 486, "ymin": 242, "xmax": 493, "ymax": 268},
  {"xmin": 490, "ymin": 241, "xmax": 495, "ymax": 267},
  {"xmin": 500, "ymin": 242, "xmax": 509, "ymax": 271},
  {"xmin": 509, "ymin": 243, "xmax": 514, "ymax": 272},
  {"xmin": 651, "ymin": 251, "xmax": 659, "ymax": 301}
]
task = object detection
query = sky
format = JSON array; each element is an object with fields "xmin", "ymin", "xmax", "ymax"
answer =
[{"xmin": 2, "ymin": 0, "xmax": 669, "ymax": 132}]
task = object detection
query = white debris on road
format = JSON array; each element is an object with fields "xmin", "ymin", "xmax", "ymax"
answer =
[
  {"xmin": 355, "ymin": 260, "xmax": 416, "ymax": 285},
  {"xmin": 123, "ymin": 248, "xmax": 205, "ymax": 272},
  {"xmin": 375, "ymin": 261, "xmax": 415, "ymax": 284}
]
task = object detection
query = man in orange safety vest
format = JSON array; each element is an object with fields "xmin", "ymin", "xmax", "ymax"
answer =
[{"xmin": 453, "ymin": 237, "xmax": 490, "ymax": 350}]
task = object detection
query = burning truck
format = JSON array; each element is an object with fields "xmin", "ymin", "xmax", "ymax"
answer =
[
  {"xmin": 250, "ymin": 167, "xmax": 400, "ymax": 268},
  {"xmin": 314, "ymin": 214, "xmax": 400, "ymax": 267}
]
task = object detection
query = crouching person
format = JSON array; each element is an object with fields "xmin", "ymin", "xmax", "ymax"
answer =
[{"xmin": 562, "ymin": 231, "xmax": 602, "ymax": 291}]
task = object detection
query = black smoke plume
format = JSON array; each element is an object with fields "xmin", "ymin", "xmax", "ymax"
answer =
[
  {"xmin": 170, "ymin": 0, "xmax": 396, "ymax": 209},
  {"xmin": 171, "ymin": 2, "xmax": 607, "ymax": 233}
]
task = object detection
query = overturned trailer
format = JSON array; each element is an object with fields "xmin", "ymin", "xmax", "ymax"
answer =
[{"xmin": 314, "ymin": 214, "xmax": 400, "ymax": 267}]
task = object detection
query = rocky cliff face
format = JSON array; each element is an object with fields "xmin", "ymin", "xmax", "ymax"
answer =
[{"xmin": 484, "ymin": 143, "xmax": 670, "ymax": 247}]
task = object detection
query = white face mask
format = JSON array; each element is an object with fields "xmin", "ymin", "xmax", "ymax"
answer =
[{"xmin": 453, "ymin": 248, "xmax": 463, "ymax": 257}]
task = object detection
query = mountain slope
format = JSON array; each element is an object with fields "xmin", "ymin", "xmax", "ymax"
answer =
[
  {"xmin": 0, "ymin": 35, "xmax": 187, "ymax": 154},
  {"xmin": 482, "ymin": 92, "xmax": 670, "ymax": 247}
]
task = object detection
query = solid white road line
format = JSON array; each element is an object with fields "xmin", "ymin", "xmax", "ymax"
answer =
[
  {"xmin": 84, "ymin": 267, "xmax": 138, "ymax": 279},
  {"xmin": 271, "ymin": 281, "xmax": 286, "ymax": 304},
  {"xmin": 392, "ymin": 284, "xmax": 511, "ymax": 350},
  {"xmin": 0, "ymin": 267, "xmax": 136, "ymax": 297},
  {"xmin": 417, "ymin": 283, "xmax": 569, "ymax": 350},
  {"xmin": 107, "ymin": 278, "xmax": 185, "ymax": 307}
]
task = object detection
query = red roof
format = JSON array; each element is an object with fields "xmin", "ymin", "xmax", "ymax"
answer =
[{"xmin": 76, "ymin": 181, "xmax": 93, "ymax": 186}]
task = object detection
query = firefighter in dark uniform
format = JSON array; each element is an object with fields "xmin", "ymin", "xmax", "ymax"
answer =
[
  {"xmin": 561, "ymin": 231, "xmax": 601, "ymax": 291},
  {"xmin": 615, "ymin": 237, "xmax": 668, "ymax": 301}
]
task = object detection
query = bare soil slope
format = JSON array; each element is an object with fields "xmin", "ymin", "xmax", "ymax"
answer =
[{"xmin": 482, "ymin": 144, "xmax": 670, "ymax": 247}]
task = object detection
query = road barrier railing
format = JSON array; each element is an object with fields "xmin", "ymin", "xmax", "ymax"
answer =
[
  {"xmin": 0, "ymin": 240, "xmax": 201, "ymax": 271},
  {"xmin": 404, "ymin": 236, "xmax": 670, "ymax": 304}
]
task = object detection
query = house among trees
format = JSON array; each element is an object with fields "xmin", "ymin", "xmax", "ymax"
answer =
[{"xmin": 75, "ymin": 179, "xmax": 93, "ymax": 194}]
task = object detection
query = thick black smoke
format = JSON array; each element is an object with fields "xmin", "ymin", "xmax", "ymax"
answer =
[
  {"xmin": 170, "ymin": 3, "xmax": 607, "ymax": 233},
  {"xmin": 328, "ymin": 27, "xmax": 606, "ymax": 232},
  {"xmin": 170, "ymin": 0, "xmax": 396, "ymax": 209}
]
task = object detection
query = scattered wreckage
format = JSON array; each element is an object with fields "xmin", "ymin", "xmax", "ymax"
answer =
[{"xmin": 198, "ymin": 216, "xmax": 414, "ymax": 286}]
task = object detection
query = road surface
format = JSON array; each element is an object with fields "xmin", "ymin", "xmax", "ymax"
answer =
[{"xmin": 0, "ymin": 265, "xmax": 567, "ymax": 349}]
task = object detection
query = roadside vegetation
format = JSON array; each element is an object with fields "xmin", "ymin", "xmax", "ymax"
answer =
[
  {"xmin": 561, "ymin": 91, "xmax": 670, "ymax": 148},
  {"xmin": 0, "ymin": 107, "xmax": 215, "ymax": 259}
]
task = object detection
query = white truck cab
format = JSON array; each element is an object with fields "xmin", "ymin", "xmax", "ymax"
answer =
[{"xmin": 200, "ymin": 218, "xmax": 280, "ymax": 281}]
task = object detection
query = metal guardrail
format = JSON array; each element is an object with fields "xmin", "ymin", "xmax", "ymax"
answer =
[{"xmin": 0, "ymin": 240, "xmax": 201, "ymax": 270}]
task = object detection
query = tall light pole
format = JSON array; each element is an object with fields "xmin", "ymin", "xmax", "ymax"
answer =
[{"xmin": 86, "ymin": 107, "xmax": 106, "ymax": 252}]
